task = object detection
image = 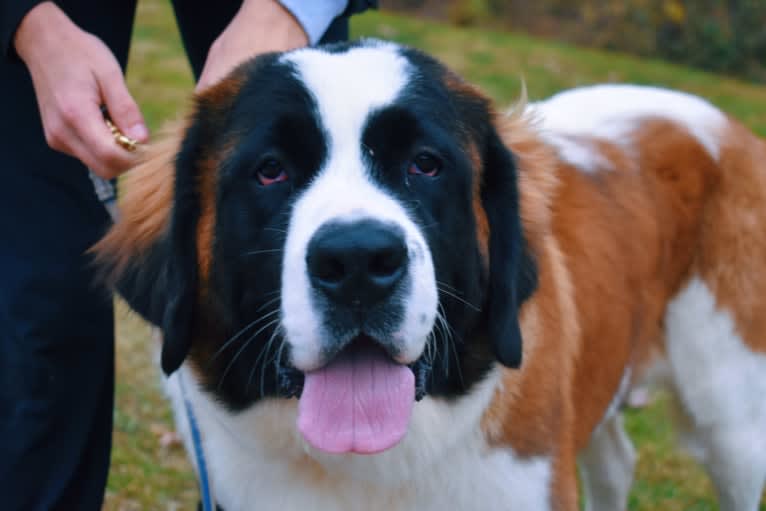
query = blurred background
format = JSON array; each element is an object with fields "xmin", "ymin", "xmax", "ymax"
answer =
[{"xmin": 386, "ymin": 0, "xmax": 766, "ymax": 83}]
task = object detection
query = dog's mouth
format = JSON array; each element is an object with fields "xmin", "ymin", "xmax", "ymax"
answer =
[{"xmin": 276, "ymin": 335, "xmax": 431, "ymax": 455}]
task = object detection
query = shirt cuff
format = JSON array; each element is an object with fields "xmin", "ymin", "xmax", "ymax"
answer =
[{"xmin": 278, "ymin": 0, "xmax": 348, "ymax": 45}]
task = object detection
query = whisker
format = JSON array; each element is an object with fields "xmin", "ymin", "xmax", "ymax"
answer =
[
  {"xmin": 437, "ymin": 286, "xmax": 481, "ymax": 312},
  {"xmin": 266, "ymin": 334, "xmax": 288, "ymax": 398},
  {"xmin": 440, "ymin": 322, "xmax": 451, "ymax": 375},
  {"xmin": 244, "ymin": 248, "xmax": 284, "ymax": 256},
  {"xmin": 425, "ymin": 332, "xmax": 435, "ymax": 367},
  {"xmin": 435, "ymin": 305, "xmax": 451, "ymax": 376},
  {"xmin": 255, "ymin": 295, "xmax": 281, "ymax": 313},
  {"xmin": 435, "ymin": 280, "xmax": 461, "ymax": 293},
  {"xmin": 262, "ymin": 227, "xmax": 288, "ymax": 234},
  {"xmin": 210, "ymin": 308, "xmax": 281, "ymax": 362},
  {"xmin": 217, "ymin": 317, "xmax": 281, "ymax": 390},
  {"xmin": 438, "ymin": 302, "xmax": 464, "ymax": 388},
  {"xmin": 246, "ymin": 324, "xmax": 282, "ymax": 395},
  {"xmin": 447, "ymin": 332, "xmax": 465, "ymax": 389}
]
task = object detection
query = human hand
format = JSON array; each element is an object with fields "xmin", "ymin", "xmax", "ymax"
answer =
[
  {"xmin": 196, "ymin": 0, "xmax": 309, "ymax": 92},
  {"xmin": 14, "ymin": 2, "xmax": 149, "ymax": 179}
]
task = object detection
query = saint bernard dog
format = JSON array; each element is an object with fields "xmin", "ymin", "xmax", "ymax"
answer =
[{"xmin": 95, "ymin": 40, "xmax": 766, "ymax": 510}]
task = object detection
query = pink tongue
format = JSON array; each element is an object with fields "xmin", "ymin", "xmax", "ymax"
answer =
[{"xmin": 297, "ymin": 342, "xmax": 415, "ymax": 454}]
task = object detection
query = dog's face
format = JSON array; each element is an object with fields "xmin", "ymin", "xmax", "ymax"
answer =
[{"xmin": 97, "ymin": 40, "xmax": 536, "ymax": 454}]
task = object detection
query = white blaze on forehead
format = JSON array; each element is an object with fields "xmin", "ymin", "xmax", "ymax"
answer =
[
  {"xmin": 280, "ymin": 43, "xmax": 415, "ymax": 226},
  {"xmin": 283, "ymin": 42, "xmax": 411, "ymax": 153},
  {"xmin": 531, "ymin": 84, "xmax": 727, "ymax": 160}
]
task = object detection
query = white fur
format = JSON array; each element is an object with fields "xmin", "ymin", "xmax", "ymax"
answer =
[
  {"xmin": 538, "ymin": 132, "xmax": 612, "ymax": 173},
  {"xmin": 166, "ymin": 365, "xmax": 554, "ymax": 510},
  {"xmin": 531, "ymin": 84, "xmax": 727, "ymax": 160},
  {"xmin": 664, "ymin": 277, "xmax": 766, "ymax": 511},
  {"xmin": 578, "ymin": 368, "xmax": 635, "ymax": 511},
  {"xmin": 280, "ymin": 44, "xmax": 438, "ymax": 370},
  {"xmin": 594, "ymin": 367, "xmax": 632, "ymax": 435}
]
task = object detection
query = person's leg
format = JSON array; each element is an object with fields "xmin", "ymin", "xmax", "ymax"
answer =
[
  {"xmin": 0, "ymin": 170, "xmax": 115, "ymax": 510},
  {"xmin": 0, "ymin": 2, "xmax": 137, "ymax": 509}
]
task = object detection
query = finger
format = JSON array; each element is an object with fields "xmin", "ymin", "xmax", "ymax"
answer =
[
  {"xmin": 64, "ymin": 131, "xmax": 124, "ymax": 180},
  {"xmin": 65, "ymin": 98, "xmax": 137, "ymax": 177},
  {"xmin": 44, "ymin": 97, "xmax": 133, "ymax": 178},
  {"xmin": 49, "ymin": 117, "xmax": 127, "ymax": 180},
  {"xmin": 96, "ymin": 64, "xmax": 149, "ymax": 143}
]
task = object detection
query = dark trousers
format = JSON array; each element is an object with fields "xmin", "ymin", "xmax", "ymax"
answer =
[{"xmin": 0, "ymin": 2, "xmax": 348, "ymax": 509}]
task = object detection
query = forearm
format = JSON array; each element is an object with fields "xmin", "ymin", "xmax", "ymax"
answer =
[{"xmin": 0, "ymin": 0, "xmax": 46, "ymax": 58}]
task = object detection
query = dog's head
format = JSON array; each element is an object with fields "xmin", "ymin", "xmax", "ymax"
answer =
[{"xmin": 95, "ymin": 40, "xmax": 536, "ymax": 454}]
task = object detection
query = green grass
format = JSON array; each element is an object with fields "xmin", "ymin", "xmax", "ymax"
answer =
[
  {"xmin": 352, "ymin": 11, "xmax": 766, "ymax": 136},
  {"xmin": 107, "ymin": 1, "xmax": 766, "ymax": 509}
]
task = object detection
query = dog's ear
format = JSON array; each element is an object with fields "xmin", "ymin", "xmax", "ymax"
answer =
[
  {"xmin": 479, "ymin": 124, "xmax": 538, "ymax": 368},
  {"xmin": 92, "ymin": 121, "xmax": 202, "ymax": 375},
  {"xmin": 445, "ymin": 74, "xmax": 537, "ymax": 368}
]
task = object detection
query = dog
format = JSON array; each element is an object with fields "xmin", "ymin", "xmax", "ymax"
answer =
[{"xmin": 94, "ymin": 40, "xmax": 766, "ymax": 510}]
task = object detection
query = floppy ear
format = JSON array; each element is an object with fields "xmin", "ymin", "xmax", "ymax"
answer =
[
  {"xmin": 480, "ymin": 126, "xmax": 538, "ymax": 368},
  {"xmin": 92, "ymin": 122, "xmax": 202, "ymax": 375},
  {"xmin": 433, "ymin": 63, "xmax": 538, "ymax": 368}
]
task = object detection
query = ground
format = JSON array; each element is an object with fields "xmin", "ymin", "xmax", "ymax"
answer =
[{"xmin": 104, "ymin": 1, "xmax": 766, "ymax": 509}]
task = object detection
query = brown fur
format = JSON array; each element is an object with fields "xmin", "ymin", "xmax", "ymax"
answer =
[
  {"xmin": 469, "ymin": 140, "xmax": 490, "ymax": 258},
  {"xmin": 196, "ymin": 155, "xmax": 220, "ymax": 285},
  {"xmin": 192, "ymin": 75, "xmax": 245, "ymax": 289},
  {"xmin": 91, "ymin": 121, "xmax": 184, "ymax": 277},
  {"xmin": 481, "ymin": 111, "xmax": 728, "ymax": 508},
  {"xmin": 481, "ymin": 109, "xmax": 580, "ymax": 509},
  {"xmin": 697, "ymin": 120, "xmax": 766, "ymax": 353}
]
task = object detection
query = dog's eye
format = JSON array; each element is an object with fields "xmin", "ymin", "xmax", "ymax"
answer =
[
  {"xmin": 256, "ymin": 159, "xmax": 288, "ymax": 186},
  {"xmin": 408, "ymin": 153, "xmax": 441, "ymax": 177}
]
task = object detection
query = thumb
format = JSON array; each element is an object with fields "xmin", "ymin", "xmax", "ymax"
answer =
[{"xmin": 97, "ymin": 66, "xmax": 149, "ymax": 143}]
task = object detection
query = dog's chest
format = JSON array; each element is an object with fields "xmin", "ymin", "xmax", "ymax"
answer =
[
  {"xmin": 170, "ymin": 369, "xmax": 554, "ymax": 510},
  {"xmin": 209, "ymin": 440, "xmax": 553, "ymax": 511}
]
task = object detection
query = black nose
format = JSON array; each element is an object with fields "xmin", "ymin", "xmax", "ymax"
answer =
[{"xmin": 306, "ymin": 220, "xmax": 408, "ymax": 307}]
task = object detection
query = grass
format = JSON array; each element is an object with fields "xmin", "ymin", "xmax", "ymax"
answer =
[{"xmin": 106, "ymin": 1, "xmax": 766, "ymax": 509}]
